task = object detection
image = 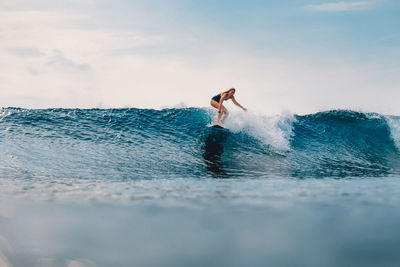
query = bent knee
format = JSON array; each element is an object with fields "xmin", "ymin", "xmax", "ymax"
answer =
[{"xmin": 210, "ymin": 100, "xmax": 219, "ymax": 109}]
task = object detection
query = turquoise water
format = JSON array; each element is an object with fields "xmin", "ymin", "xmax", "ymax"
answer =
[{"xmin": 0, "ymin": 108, "xmax": 400, "ymax": 266}]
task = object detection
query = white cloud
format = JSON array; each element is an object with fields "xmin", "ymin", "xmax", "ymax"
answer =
[
  {"xmin": 308, "ymin": 1, "xmax": 375, "ymax": 12},
  {"xmin": 48, "ymin": 50, "xmax": 91, "ymax": 71},
  {"xmin": 7, "ymin": 47, "xmax": 44, "ymax": 57}
]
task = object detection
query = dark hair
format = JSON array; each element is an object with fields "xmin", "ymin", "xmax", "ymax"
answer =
[{"xmin": 222, "ymin": 88, "xmax": 235, "ymax": 95}]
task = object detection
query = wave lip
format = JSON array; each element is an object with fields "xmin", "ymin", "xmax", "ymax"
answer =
[
  {"xmin": 0, "ymin": 107, "xmax": 399, "ymax": 179},
  {"xmin": 289, "ymin": 110, "xmax": 400, "ymax": 177}
]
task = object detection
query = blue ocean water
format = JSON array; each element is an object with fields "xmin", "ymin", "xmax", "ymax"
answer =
[{"xmin": 1, "ymin": 107, "xmax": 400, "ymax": 266}]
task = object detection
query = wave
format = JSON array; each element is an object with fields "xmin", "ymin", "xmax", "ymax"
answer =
[{"xmin": 0, "ymin": 107, "xmax": 399, "ymax": 179}]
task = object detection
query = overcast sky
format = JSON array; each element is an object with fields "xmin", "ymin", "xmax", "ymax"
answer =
[{"xmin": 1, "ymin": 0, "xmax": 399, "ymax": 114}]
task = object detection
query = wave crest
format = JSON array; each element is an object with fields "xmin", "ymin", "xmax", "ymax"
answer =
[{"xmin": 0, "ymin": 108, "xmax": 399, "ymax": 179}]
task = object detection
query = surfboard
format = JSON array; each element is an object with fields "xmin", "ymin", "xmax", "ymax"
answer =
[{"xmin": 212, "ymin": 125, "xmax": 224, "ymax": 129}]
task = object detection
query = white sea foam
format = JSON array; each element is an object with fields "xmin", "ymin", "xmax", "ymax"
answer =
[
  {"xmin": 221, "ymin": 110, "xmax": 295, "ymax": 150},
  {"xmin": 385, "ymin": 115, "xmax": 400, "ymax": 151},
  {"xmin": 160, "ymin": 102, "xmax": 188, "ymax": 109},
  {"xmin": 0, "ymin": 109, "xmax": 13, "ymax": 122}
]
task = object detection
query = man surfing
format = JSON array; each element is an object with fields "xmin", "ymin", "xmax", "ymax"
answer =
[{"xmin": 210, "ymin": 88, "xmax": 247, "ymax": 126}]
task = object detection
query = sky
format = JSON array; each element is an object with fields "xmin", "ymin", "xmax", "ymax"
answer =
[{"xmin": 1, "ymin": 0, "xmax": 399, "ymax": 114}]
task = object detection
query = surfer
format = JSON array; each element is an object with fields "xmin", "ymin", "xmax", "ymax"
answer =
[{"xmin": 210, "ymin": 88, "xmax": 247, "ymax": 126}]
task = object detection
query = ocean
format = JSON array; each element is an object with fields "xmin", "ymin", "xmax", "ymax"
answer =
[{"xmin": 1, "ymin": 107, "xmax": 400, "ymax": 267}]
